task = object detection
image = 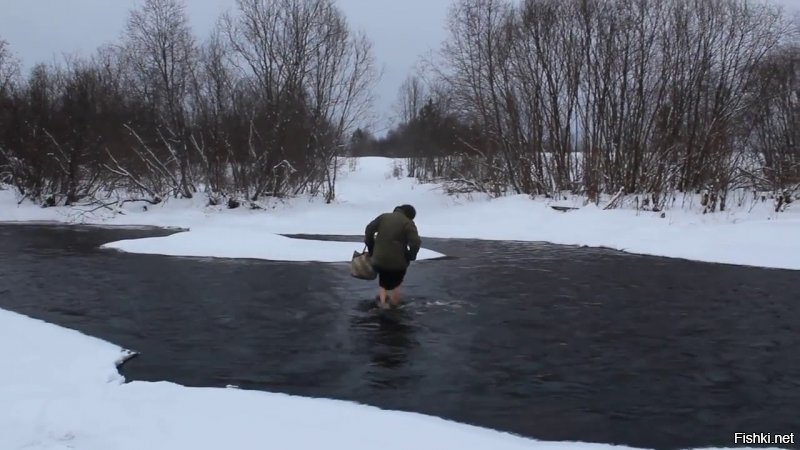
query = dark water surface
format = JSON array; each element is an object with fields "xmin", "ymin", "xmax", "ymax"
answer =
[{"xmin": 1, "ymin": 223, "xmax": 798, "ymax": 449}]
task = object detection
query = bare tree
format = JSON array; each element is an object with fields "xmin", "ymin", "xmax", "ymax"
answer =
[
  {"xmin": 0, "ymin": 38, "xmax": 20, "ymax": 95},
  {"xmin": 0, "ymin": 38, "xmax": 21, "ymax": 186},
  {"xmin": 188, "ymin": 28, "xmax": 237, "ymax": 200},
  {"xmin": 308, "ymin": 24, "xmax": 378, "ymax": 202},
  {"xmin": 122, "ymin": 0, "xmax": 198, "ymax": 198},
  {"xmin": 439, "ymin": 0, "xmax": 523, "ymax": 195},
  {"xmin": 221, "ymin": 0, "xmax": 378, "ymax": 202},
  {"xmin": 745, "ymin": 42, "xmax": 800, "ymax": 208},
  {"xmin": 395, "ymin": 74, "xmax": 427, "ymax": 124}
]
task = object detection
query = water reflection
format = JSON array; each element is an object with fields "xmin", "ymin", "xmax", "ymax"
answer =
[{"xmin": 349, "ymin": 302, "xmax": 419, "ymax": 393}]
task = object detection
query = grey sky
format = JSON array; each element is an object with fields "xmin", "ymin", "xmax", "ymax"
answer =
[
  {"xmin": 1, "ymin": 0, "xmax": 797, "ymax": 133},
  {"xmin": 0, "ymin": 0, "xmax": 452, "ymax": 133}
]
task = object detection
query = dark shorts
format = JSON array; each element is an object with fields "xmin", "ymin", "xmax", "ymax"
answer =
[{"xmin": 375, "ymin": 268, "xmax": 406, "ymax": 290}]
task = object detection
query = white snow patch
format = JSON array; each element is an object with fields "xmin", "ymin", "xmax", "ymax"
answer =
[{"xmin": 101, "ymin": 227, "xmax": 445, "ymax": 262}]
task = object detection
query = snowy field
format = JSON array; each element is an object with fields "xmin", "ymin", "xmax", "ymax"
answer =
[
  {"xmin": 2, "ymin": 158, "xmax": 797, "ymax": 449},
  {"xmin": 1, "ymin": 156, "xmax": 798, "ymax": 270}
]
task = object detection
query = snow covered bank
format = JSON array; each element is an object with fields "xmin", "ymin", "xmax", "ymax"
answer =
[
  {"xmin": 2, "ymin": 308, "xmax": 788, "ymax": 450},
  {"xmin": 1, "ymin": 157, "xmax": 799, "ymax": 270},
  {"xmin": 101, "ymin": 226, "xmax": 445, "ymax": 262}
]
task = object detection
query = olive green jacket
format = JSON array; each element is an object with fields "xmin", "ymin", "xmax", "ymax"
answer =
[{"xmin": 364, "ymin": 211, "xmax": 422, "ymax": 271}]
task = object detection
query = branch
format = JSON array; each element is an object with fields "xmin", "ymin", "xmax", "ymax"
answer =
[
  {"xmin": 102, "ymin": 146, "xmax": 162, "ymax": 202},
  {"xmin": 603, "ymin": 187, "xmax": 626, "ymax": 210}
]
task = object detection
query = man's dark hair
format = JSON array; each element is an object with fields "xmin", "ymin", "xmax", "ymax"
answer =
[{"xmin": 395, "ymin": 204, "xmax": 416, "ymax": 220}]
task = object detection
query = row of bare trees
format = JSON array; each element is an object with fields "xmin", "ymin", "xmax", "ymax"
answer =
[
  {"xmin": 390, "ymin": 0, "xmax": 799, "ymax": 211},
  {"xmin": 0, "ymin": 0, "xmax": 377, "ymax": 208}
]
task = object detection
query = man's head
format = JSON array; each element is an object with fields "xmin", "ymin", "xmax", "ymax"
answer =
[{"xmin": 394, "ymin": 204, "xmax": 416, "ymax": 220}]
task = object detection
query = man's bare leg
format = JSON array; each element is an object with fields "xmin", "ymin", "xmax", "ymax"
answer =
[
  {"xmin": 377, "ymin": 287, "xmax": 389, "ymax": 309},
  {"xmin": 389, "ymin": 286, "xmax": 401, "ymax": 307}
]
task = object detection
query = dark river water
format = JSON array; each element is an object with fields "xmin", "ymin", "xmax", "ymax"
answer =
[{"xmin": 1, "ymin": 223, "xmax": 798, "ymax": 449}]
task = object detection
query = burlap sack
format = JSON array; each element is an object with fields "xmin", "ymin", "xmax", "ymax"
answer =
[{"xmin": 351, "ymin": 247, "xmax": 377, "ymax": 280}]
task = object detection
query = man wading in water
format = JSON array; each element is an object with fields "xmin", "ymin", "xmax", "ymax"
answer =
[{"xmin": 364, "ymin": 204, "xmax": 421, "ymax": 309}]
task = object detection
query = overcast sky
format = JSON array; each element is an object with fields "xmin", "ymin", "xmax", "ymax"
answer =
[
  {"xmin": 0, "ymin": 0, "xmax": 452, "ymax": 133},
  {"xmin": 1, "ymin": 0, "xmax": 797, "ymax": 133}
]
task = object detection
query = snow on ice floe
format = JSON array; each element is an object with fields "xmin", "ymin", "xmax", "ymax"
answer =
[
  {"xmin": 100, "ymin": 226, "xmax": 445, "ymax": 262},
  {"xmin": 1, "ymin": 308, "xmax": 787, "ymax": 450}
]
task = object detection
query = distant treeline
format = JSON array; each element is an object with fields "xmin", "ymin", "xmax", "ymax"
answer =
[
  {"xmin": 355, "ymin": 0, "xmax": 800, "ymax": 212},
  {"xmin": 0, "ymin": 0, "xmax": 377, "ymax": 208}
]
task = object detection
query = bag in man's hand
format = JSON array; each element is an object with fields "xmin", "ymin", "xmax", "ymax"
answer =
[{"xmin": 351, "ymin": 247, "xmax": 377, "ymax": 280}]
